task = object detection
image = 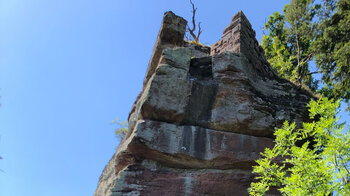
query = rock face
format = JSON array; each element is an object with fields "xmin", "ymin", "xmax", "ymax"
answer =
[{"xmin": 95, "ymin": 11, "xmax": 314, "ymax": 196}]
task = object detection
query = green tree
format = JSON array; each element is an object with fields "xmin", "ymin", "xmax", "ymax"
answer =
[
  {"xmin": 262, "ymin": 12, "xmax": 296, "ymax": 82},
  {"xmin": 313, "ymin": 0, "xmax": 350, "ymax": 109},
  {"xmin": 249, "ymin": 98, "xmax": 350, "ymax": 195},
  {"xmin": 262, "ymin": 0, "xmax": 350, "ymax": 108},
  {"xmin": 284, "ymin": 0, "xmax": 316, "ymax": 87},
  {"xmin": 262, "ymin": 0, "xmax": 317, "ymax": 89}
]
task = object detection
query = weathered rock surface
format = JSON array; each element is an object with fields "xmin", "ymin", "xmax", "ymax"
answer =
[{"xmin": 95, "ymin": 11, "xmax": 314, "ymax": 196}]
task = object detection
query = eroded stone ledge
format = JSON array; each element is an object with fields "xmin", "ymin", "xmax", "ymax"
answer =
[{"xmin": 122, "ymin": 119, "xmax": 275, "ymax": 170}]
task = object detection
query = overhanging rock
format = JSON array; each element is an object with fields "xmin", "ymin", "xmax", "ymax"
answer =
[{"xmin": 95, "ymin": 11, "xmax": 314, "ymax": 196}]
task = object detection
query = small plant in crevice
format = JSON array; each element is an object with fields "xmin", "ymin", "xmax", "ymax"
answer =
[{"xmin": 112, "ymin": 118, "xmax": 128, "ymax": 140}]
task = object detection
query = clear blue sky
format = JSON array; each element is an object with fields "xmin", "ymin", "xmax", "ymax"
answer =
[{"xmin": 0, "ymin": 0, "xmax": 348, "ymax": 196}]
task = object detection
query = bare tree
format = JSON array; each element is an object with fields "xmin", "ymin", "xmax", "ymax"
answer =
[{"xmin": 187, "ymin": 0, "xmax": 202, "ymax": 43}]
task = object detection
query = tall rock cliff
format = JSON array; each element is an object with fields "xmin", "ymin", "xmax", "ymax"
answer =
[{"xmin": 95, "ymin": 11, "xmax": 314, "ymax": 196}]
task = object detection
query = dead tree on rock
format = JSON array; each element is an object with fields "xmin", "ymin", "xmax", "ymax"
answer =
[{"xmin": 187, "ymin": 0, "xmax": 202, "ymax": 44}]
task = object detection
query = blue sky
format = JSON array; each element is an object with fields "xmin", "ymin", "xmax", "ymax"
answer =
[{"xmin": 0, "ymin": 0, "xmax": 348, "ymax": 196}]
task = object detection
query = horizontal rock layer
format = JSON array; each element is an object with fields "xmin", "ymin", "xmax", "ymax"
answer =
[
  {"xmin": 125, "ymin": 119, "xmax": 275, "ymax": 169},
  {"xmin": 109, "ymin": 160, "xmax": 264, "ymax": 196}
]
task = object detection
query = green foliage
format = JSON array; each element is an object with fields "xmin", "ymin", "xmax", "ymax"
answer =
[
  {"xmin": 262, "ymin": 0, "xmax": 317, "ymax": 89},
  {"xmin": 263, "ymin": 0, "xmax": 350, "ymax": 108},
  {"xmin": 249, "ymin": 98, "xmax": 350, "ymax": 195},
  {"xmin": 262, "ymin": 12, "xmax": 296, "ymax": 81},
  {"xmin": 313, "ymin": 0, "xmax": 350, "ymax": 107},
  {"xmin": 112, "ymin": 118, "xmax": 128, "ymax": 139},
  {"xmin": 252, "ymin": 1, "xmax": 350, "ymax": 193}
]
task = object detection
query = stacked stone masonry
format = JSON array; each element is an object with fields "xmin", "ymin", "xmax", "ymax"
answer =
[{"xmin": 95, "ymin": 11, "xmax": 314, "ymax": 196}]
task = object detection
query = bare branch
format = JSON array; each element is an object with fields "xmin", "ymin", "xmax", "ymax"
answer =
[
  {"xmin": 190, "ymin": 0, "xmax": 196, "ymax": 32},
  {"xmin": 295, "ymin": 32, "xmax": 303, "ymax": 86},
  {"xmin": 187, "ymin": 0, "xmax": 202, "ymax": 43},
  {"xmin": 301, "ymin": 53, "xmax": 313, "ymax": 64},
  {"xmin": 308, "ymin": 71, "xmax": 321, "ymax": 75},
  {"xmin": 262, "ymin": 18, "xmax": 267, "ymax": 36},
  {"xmin": 197, "ymin": 22, "xmax": 202, "ymax": 42}
]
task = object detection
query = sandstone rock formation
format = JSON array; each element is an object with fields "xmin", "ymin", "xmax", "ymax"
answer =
[{"xmin": 95, "ymin": 11, "xmax": 314, "ymax": 196}]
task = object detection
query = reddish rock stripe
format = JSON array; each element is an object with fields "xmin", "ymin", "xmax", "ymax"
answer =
[{"xmin": 127, "ymin": 119, "xmax": 274, "ymax": 170}]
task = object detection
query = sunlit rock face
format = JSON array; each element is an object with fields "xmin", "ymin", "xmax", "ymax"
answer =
[{"xmin": 95, "ymin": 11, "xmax": 313, "ymax": 196}]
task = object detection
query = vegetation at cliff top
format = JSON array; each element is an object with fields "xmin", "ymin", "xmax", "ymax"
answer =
[
  {"xmin": 262, "ymin": 0, "xmax": 350, "ymax": 110},
  {"xmin": 250, "ymin": 0, "xmax": 350, "ymax": 195}
]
